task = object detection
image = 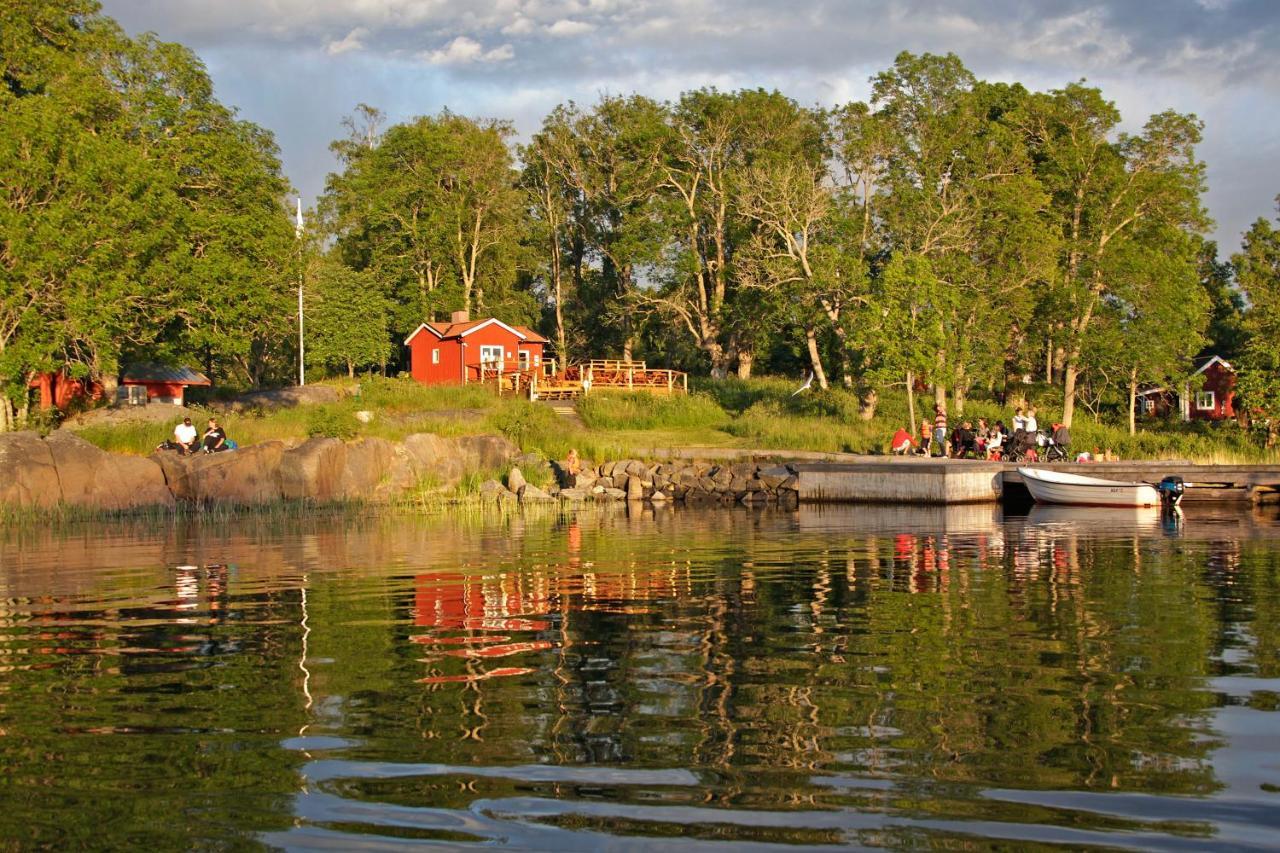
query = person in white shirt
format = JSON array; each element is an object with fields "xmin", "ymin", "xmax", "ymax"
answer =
[
  {"xmin": 173, "ymin": 417, "xmax": 198, "ymax": 454},
  {"xmin": 1024, "ymin": 407, "xmax": 1039, "ymax": 434},
  {"xmin": 1012, "ymin": 407, "xmax": 1027, "ymax": 434}
]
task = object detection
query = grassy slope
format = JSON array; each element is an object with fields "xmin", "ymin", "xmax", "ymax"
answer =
[{"xmin": 70, "ymin": 375, "xmax": 1279, "ymax": 465}]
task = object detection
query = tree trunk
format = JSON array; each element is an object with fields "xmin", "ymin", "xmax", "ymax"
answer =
[
  {"xmin": 858, "ymin": 388, "xmax": 877, "ymax": 421},
  {"xmin": 952, "ymin": 385, "xmax": 966, "ymax": 418},
  {"xmin": 0, "ymin": 391, "xmax": 12, "ymax": 432},
  {"xmin": 906, "ymin": 370, "xmax": 916, "ymax": 435},
  {"xmin": 805, "ymin": 326, "xmax": 829, "ymax": 390},
  {"xmin": 348, "ymin": 361, "xmax": 356, "ymax": 379},
  {"xmin": 1128, "ymin": 367, "xmax": 1138, "ymax": 436},
  {"xmin": 735, "ymin": 349, "xmax": 754, "ymax": 380},
  {"xmin": 933, "ymin": 384, "xmax": 947, "ymax": 409},
  {"xmin": 1062, "ymin": 362, "xmax": 1079, "ymax": 428},
  {"xmin": 1045, "ymin": 337, "xmax": 1053, "ymax": 384}
]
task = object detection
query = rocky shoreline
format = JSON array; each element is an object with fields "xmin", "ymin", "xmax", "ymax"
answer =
[{"xmin": 0, "ymin": 430, "xmax": 800, "ymax": 513}]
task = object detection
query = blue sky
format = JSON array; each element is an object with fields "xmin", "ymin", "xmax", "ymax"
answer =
[{"xmin": 101, "ymin": 0, "xmax": 1280, "ymax": 253}]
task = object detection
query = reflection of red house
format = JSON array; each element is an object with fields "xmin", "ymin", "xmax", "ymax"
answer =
[
  {"xmin": 1136, "ymin": 355, "xmax": 1236, "ymax": 422},
  {"xmin": 29, "ymin": 370, "xmax": 104, "ymax": 411},
  {"xmin": 404, "ymin": 311, "xmax": 546, "ymax": 386},
  {"xmin": 120, "ymin": 363, "xmax": 211, "ymax": 406}
]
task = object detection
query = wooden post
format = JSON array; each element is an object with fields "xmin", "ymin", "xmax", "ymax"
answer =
[
  {"xmin": 682, "ymin": 373, "xmax": 688, "ymax": 393},
  {"xmin": 628, "ymin": 367, "xmax": 634, "ymax": 390},
  {"xmin": 667, "ymin": 371, "xmax": 673, "ymax": 393}
]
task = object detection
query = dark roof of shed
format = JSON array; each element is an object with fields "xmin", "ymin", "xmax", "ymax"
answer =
[{"xmin": 121, "ymin": 363, "xmax": 211, "ymax": 386}]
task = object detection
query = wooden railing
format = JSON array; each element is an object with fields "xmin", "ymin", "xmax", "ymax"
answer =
[{"xmin": 469, "ymin": 357, "xmax": 687, "ymax": 399}]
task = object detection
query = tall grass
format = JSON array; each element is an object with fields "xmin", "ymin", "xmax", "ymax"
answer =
[{"xmin": 66, "ymin": 373, "xmax": 1280, "ymax": 465}]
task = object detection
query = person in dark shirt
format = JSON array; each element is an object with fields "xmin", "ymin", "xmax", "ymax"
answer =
[{"xmin": 202, "ymin": 418, "xmax": 229, "ymax": 453}]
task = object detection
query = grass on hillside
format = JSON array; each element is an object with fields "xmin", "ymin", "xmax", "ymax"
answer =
[{"xmin": 69, "ymin": 374, "xmax": 1280, "ymax": 465}]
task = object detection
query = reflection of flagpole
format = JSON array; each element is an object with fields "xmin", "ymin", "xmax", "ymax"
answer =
[
  {"xmin": 296, "ymin": 198, "xmax": 305, "ymax": 387},
  {"xmin": 299, "ymin": 575, "xmax": 313, "ymax": 727}
]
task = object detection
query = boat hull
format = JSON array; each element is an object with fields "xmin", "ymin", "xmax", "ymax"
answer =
[{"xmin": 1018, "ymin": 467, "xmax": 1160, "ymax": 507}]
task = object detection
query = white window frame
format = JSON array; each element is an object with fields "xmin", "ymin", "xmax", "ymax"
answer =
[
  {"xmin": 431, "ymin": 348, "xmax": 440, "ymax": 365},
  {"xmin": 479, "ymin": 345, "xmax": 504, "ymax": 371},
  {"xmin": 1195, "ymin": 390, "xmax": 1215, "ymax": 411},
  {"xmin": 1140, "ymin": 396, "xmax": 1155, "ymax": 414},
  {"xmin": 518, "ymin": 350, "xmax": 530, "ymax": 370}
]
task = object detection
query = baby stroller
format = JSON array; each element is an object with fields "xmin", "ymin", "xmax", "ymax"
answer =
[
  {"xmin": 1042, "ymin": 423, "xmax": 1071, "ymax": 462},
  {"xmin": 1004, "ymin": 428, "xmax": 1037, "ymax": 463}
]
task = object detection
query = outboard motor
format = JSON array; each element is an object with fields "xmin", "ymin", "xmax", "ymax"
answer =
[{"xmin": 1157, "ymin": 476, "xmax": 1185, "ymax": 508}]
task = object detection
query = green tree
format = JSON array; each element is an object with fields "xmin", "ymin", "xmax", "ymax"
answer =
[
  {"xmin": 1016, "ymin": 83, "xmax": 1208, "ymax": 427},
  {"xmin": 1233, "ymin": 200, "xmax": 1280, "ymax": 446},
  {"xmin": 304, "ymin": 257, "xmax": 392, "ymax": 378}
]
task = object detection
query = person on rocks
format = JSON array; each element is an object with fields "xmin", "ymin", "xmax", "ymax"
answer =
[
  {"xmin": 564, "ymin": 448, "xmax": 581, "ymax": 476},
  {"xmin": 169, "ymin": 416, "xmax": 198, "ymax": 454},
  {"xmin": 202, "ymin": 418, "xmax": 230, "ymax": 453}
]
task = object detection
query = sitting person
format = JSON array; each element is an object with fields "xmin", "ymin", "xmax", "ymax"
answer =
[
  {"xmin": 167, "ymin": 416, "xmax": 199, "ymax": 455},
  {"xmin": 564, "ymin": 448, "xmax": 581, "ymax": 476},
  {"xmin": 954, "ymin": 421, "xmax": 978, "ymax": 458},
  {"xmin": 202, "ymin": 418, "xmax": 231, "ymax": 453},
  {"xmin": 891, "ymin": 427, "xmax": 916, "ymax": 455},
  {"xmin": 986, "ymin": 427, "xmax": 1004, "ymax": 460}
]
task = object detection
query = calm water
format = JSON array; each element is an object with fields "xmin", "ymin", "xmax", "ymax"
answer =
[{"xmin": 2, "ymin": 504, "xmax": 1279, "ymax": 850}]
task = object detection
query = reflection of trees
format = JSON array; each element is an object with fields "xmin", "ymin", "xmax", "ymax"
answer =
[{"xmin": 3, "ymin": 505, "xmax": 1274, "ymax": 845}]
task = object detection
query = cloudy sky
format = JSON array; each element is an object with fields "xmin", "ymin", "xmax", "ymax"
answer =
[{"xmin": 101, "ymin": 0, "xmax": 1280, "ymax": 251}]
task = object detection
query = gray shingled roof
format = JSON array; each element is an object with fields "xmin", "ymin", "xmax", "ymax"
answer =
[{"xmin": 121, "ymin": 363, "xmax": 211, "ymax": 386}]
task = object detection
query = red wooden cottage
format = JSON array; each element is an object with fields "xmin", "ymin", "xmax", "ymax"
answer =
[
  {"xmin": 120, "ymin": 363, "xmax": 211, "ymax": 406},
  {"xmin": 1136, "ymin": 354, "xmax": 1237, "ymax": 422},
  {"xmin": 404, "ymin": 312, "xmax": 547, "ymax": 386}
]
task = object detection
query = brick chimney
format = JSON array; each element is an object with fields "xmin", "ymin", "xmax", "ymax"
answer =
[{"xmin": 451, "ymin": 309, "xmax": 470, "ymax": 324}]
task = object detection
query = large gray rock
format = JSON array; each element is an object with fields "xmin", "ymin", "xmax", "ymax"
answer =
[
  {"xmin": 154, "ymin": 441, "xmax": 286, "ymax": 504},
  {"xmin": 46, "ymin": 431, "xmax": 173, "ymax": 510},
  {"xmin": 0, "ymin": 431, "xmax": 61, "ymax": 509},
  {"xmin": 340, "ymin": 438, "xmax": 396, "ymax": 499},
  {"xmin": 626, "ymin": 474, "xmax": 645, "ymax": 501},
  {"xmin": 279, "ymin": 437, "xmax": 347, "ymax": 501},
  {"xmin": 399, "ymin": 432, "xmax": 468, "ymax": 489},
  {"xmin": 518, "ymin": 483, "xmax": 555, "ymax": 502},
  {"xmin": 507, "ymin": 466, "xmax": 527, "ymax": 494},
  {"xmin": 456, "ymin": 434, "xmax": 519, "ymax": 474},
  {"xmin": 223, "ymin": 384, "xmax": 344, "ymax": 413}
]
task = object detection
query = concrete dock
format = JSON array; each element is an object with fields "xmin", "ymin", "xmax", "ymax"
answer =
[{"xmin": 791, "ymin": 458, "xmax": 1280, "ymax": 505}]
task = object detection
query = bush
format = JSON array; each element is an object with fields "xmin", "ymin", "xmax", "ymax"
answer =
[{"xmin": 306, "ymin": 407, "xmax": 358, "ymax": 440}]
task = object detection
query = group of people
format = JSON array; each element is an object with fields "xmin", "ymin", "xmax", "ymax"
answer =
[
  {"xmin": 159, "ymin": 416, "xmax": 234, "ymax": 455},
  {"xmin": 891, "ymin": 405, "xmax": 1041, "ymax": 460}
]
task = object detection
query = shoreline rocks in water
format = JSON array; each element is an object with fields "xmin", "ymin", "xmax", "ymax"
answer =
[
  {"xmin": 480, "ymin": 458, "xmax": 800, "ymax": 507},
  {"xmin": 0, "ymin": 430, "xmax": 799, "ymax": 512}
]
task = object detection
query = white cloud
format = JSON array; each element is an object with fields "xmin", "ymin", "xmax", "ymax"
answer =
[
  {"xmin": 422, "ymin": 36, "xmax": 515, "ymax": 65},
  {"xmin": 546, "ymin": 18, "xmax": 596, "ymax": 36},
  {"xmin": 326, "ymin": 26, "xmax": 368, "ymax": 55}
]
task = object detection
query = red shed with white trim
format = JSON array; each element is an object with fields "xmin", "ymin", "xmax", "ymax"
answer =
[{"xmin": 405, "ymin": 312, "xmax": 546, "ymax": 385}]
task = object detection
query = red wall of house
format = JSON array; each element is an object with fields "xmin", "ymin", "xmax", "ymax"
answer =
[
  {"xmin": 1190, "ymin": 363, "xmax": 1236, "ymax": 421},
  {"xmin": 409, "ymin": 333, "xmax": 464, "ymax": 385},
  {"xmin": 410, "ymin": 323, "xmax": 540, "ymax": 385}
]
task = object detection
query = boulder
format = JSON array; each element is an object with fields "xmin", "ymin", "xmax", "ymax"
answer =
[
  {"xmin": 626, "ymin": 474, "xmax": 645, "ymax": 501},
  {"xmin": 0, "ymin": 431, "xmax": 61, "ymax": 509},
  {"xmin": 651, "ymin": 490, "xmax": 669, "ymax": 502},
  {"xmin": 518, "ymin": 483, "xmax": 555, "ymax": 502},
  {"xmin": 154, "ymin": 441, "xmax": 286, "ymax": 504},
  {"xmin": 401, "ymin": 432, "xmax": 468, "ymax": 489},
  {"xmin": 624, "ymin": 460, "xmax": 647, "ymax": 477},
  {"xmin": 479, "ymin": 479, "xmax": 516, "ymax": 503},
  {"xmin": 603, "ymin": 487, "xmax": 627, "ymax": 500},
  {"xmin": 340, "ymin": 438, "xmax": 396, "ymax": 499},
  {"xmin": 558, "ymin": 488, "xmax": 587, "ymax": 502},
  {"xmin": 46, "ymin": 431, "xmax": 173, "ymax": 510},
  {"xmin": 279, "ymin": 437, "xmax": 347, "ymax": 500},
  {"xmin": 507, "ymin": 466, "xmax": 528, "ymax": 494},
  {"xmin": 223, "ymin": 384, "xmax": 343, "ymax": 413},
  {"xmin": 456, "ymin": 434, "xmax": 519, "ymax": 473}
]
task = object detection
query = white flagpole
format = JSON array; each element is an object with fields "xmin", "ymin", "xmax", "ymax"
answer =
[{"xmin": 296, "ymin": 198, "xmax": 305, "ymax": 387}]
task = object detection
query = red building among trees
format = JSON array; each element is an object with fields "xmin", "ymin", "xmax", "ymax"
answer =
[{"xmin": 404, "ymin": 312, "xmax": 547, "ymax": 386}]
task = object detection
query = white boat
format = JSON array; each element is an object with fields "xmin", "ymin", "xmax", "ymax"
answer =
[{"xmin": 1018, "ymin": 467, "xmax": 1160, "ymax": 507}]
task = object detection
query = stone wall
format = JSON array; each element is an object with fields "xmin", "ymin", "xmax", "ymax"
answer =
[{"xmin": 486, "ymin": 458, "xmax": 800, "ymax": 508}]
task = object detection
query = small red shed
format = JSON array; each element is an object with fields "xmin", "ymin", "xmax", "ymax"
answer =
[
  {"xmin": 1182, "ymin": 355, "xmax": 1236, "ymax": 422},
  {"xmin": 120, "ymin": 363, "xmax": 211, "ymax": 406},
  {"xmin": 405, "ymin": 312, "xmax": 546, "ymax": 385}
]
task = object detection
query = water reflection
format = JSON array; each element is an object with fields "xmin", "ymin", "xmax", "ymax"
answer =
[{"xmin": 0, "ymin": 504, "xmax": 1278, "ymax": 848}]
